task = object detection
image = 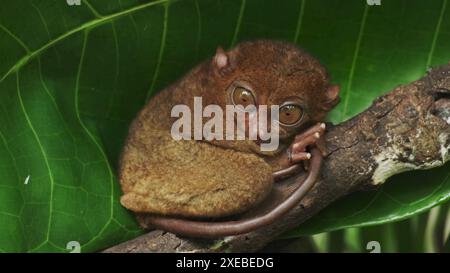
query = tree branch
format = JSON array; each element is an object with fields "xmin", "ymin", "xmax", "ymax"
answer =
[{"xmin": 103, "ymin": 63, "xmax": 450, "ymax": 253}]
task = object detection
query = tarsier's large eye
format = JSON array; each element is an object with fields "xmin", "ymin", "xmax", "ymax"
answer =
[
  {"xmin": 279, "ymin": 104, "xmax": 303, "ymax": 125},
  {"xmin": 232, "ymin": 87, "xmax": 256, "ymax": 107}
]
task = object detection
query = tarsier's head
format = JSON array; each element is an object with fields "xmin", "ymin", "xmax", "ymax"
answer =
[{"xmin": 199, "ymin": 40, "xmax": 340, "ymax": 155}]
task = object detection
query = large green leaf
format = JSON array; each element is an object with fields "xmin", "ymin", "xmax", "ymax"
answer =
[{"xmin": 0, "ymin": 0, "xmax": 448, "ymax": 252}]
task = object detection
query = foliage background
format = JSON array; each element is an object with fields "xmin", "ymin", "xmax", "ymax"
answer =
[{"xmin": 0, "ymin": 0, "xmax": 448, "ymax": 252}]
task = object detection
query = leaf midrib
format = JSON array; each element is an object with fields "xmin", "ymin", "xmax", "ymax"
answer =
[{"xmin": 0, "ymin": 0, "xmax": 171, "ymax": 83}]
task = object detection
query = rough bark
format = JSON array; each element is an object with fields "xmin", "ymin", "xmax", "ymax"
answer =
[{"xmin": 103, "ymin": 63, "xmax": 450, "ymax": 253}]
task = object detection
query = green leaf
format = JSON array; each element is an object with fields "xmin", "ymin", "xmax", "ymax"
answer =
[{"xmin": 0, "ymin": 0, "xmax": 449, "ymax": 252}]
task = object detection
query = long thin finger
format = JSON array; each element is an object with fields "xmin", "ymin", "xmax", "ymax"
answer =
[
  {"xmin": 291, "ymin": 152, "xmax": 311, "ymax": 162},
  {"xmin": 295, "ymin": 123, "xmax": 326, "ymax": 142},
  {"xmin": 292, "ymin": 133, "xmax": 320, "ymax": 153}
]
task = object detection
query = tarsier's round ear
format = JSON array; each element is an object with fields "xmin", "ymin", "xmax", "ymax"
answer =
[
  {"xmin": 320, "ymin": 84, "xmax": 340, "ymax": 111},
  {"xmin": 213, "ymin": 46, "xmax": 233, "ymax": 75}
]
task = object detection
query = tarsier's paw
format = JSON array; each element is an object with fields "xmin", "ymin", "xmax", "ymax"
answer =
[
  {"xmin": 288, "ymin": 122, "xmax": 326, "ymax": 164},
  {"xmin": 272, "ymin": 123, "xmax": 326, "ymax": 181}
]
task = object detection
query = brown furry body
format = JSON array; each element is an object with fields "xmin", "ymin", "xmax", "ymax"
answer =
[{"xmin": 119, "ymin": 40, "xmax": 338, "ymax": 218}]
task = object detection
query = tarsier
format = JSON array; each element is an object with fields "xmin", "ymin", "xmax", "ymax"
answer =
[{"xmin": 119, "ymin": 40, "xmax": 340, "ymax": 238}]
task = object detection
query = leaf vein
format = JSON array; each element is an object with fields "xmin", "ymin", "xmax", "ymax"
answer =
[
  {"xmin": 0, "ymin": 0, "xmax": 172, "ymax": 82},
  {"xmin": 0, "ymin": 23, "xmax": 30, "ymax": 53},
  {"xmin": 230, "ymin": 0, "xmax": 246, "ymax": 48},
  {"xmin": 16, "ymin": 71, "xmax": 56, "ymax": 245},
  {"xmin": 293, "ymin": 0, "xmax": 306, "ymax": 43},
  {"xmin": 426, "ymin": 0, "xmax": 447, "ymax": 68},
  {"xmin": 341, "ymin": 4, "xmax": 369, "ymax": 120},
  {"xmin": 74, "ymin": 31, "xmax": 115, "ymax": 248},
  {"xmin": 145, "ymin": 1, "xmax": 170, "ymax": 101}
]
